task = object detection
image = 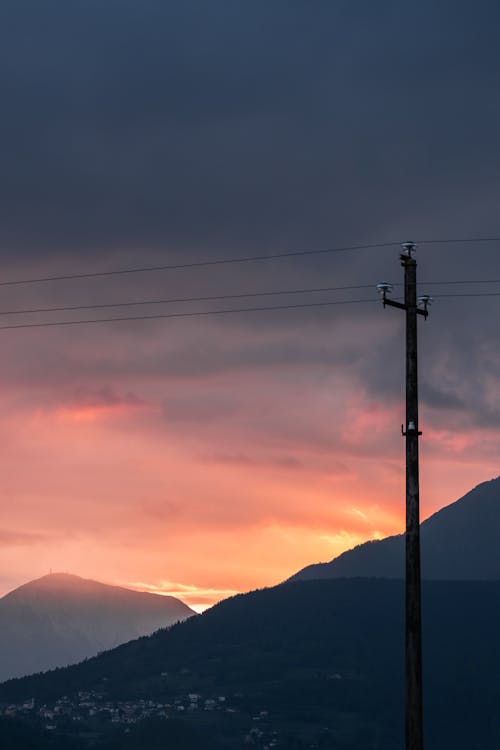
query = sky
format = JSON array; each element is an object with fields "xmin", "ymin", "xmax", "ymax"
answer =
[{"xmin": 0, "ymin": 1, "xmax": 499, "ymax": 611}]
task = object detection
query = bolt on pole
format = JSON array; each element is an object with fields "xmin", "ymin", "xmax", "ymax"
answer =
[{"xmin": 377, "ymin": 242, "xmax": 431, "ymax": 750}]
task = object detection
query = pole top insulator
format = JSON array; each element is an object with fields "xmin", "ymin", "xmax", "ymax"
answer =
[
  {"xmin": 418, "ymin": 294, "xmax": 432, "ymax": 305},
  {"xmin": 418, "ymin": 295, "xmax": 433, "ymax": 314},
  {"xmin": 376, "ymin": 281, "xmax": 393, "ymax": 296},
  {"xmin": 401, "ymin": 241, "xmax": 417, "ymax": 258},
  {"xmin": 401, "ymin": 247, "xmax": 417, "ymax": 260}
]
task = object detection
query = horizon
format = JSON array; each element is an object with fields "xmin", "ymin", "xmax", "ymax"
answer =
[{"xmin": 3, "ymin": 470, "xmax": 499, "ymax": 611}]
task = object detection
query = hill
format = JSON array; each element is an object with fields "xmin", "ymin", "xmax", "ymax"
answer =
[
  {"xmin": 0, "ymin": 573, "xmax": 194, "ymax": 682},
  {"xmin": 1, "ymin": 578, "xmax": 500, "ymax": 749},
  {"xmin": 289, "ymin": 476, "xmax": 500, "ymax": 582}
]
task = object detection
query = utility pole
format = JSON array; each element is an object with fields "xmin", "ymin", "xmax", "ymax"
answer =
[{"xmin": 377, "ymin": 242, "xmax": 431, "ymax": 750}]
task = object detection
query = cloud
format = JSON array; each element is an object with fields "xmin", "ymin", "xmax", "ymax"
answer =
[
  {"xmin": 0, "ymin": 0, "xmax": 498, "ymax": 257},
  {"xmin": 420, "ymin": 381, "xmax": 466, "ymax": 411},
  {"xmin": 0, "ymin": 529, "xmax": 49, "ymax": 547},
  {"xmin": 126, "ymin": 580, "xmax": 240, "ymax": 612},
  {"xmin": 55, "ymin": 386, "xmax": 150, "ymax": 422},
  {"xmin": 201, "ymin": 452, "xmax": 304, "ymax": 471},
  {"xmin": 0, "ymin": 1, "xmax": 499, "ymax": 607}
]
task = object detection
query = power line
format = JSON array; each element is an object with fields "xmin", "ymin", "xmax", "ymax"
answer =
[
  {"xmin": 1, "ymin": 276, "xmax": 498, "ymax": 318},
  {"xmin": 0, "ymin": 275, "xmax": 497, "ymax": 323},
  {"xmin": 0, "ymin": 284, "xmax": 374, "ymax": 317},
  {"xmin": 0, "ymin": 297, "xmax": 378, "ymax": 332},
  {"xmin": 2, "ymin": 236, "xmax": 500, "ymax": 289},
  {"xmin": 433, "ymin": 291, "xmax": 500, "ymax": 298},
  {"xmin": 421, "ymin": 278, "xmax": 500, "ymax": 286},
  {"xmin": 415, "ymin": 237, "xmax": 500, "ymax": 245},
  {"xmin": 0, "ymin": 242, "xmax": 400, "ymax": 288},
  {"xmin": 0, "ymin": 288, "xmax": 496, "ymax": 332}
]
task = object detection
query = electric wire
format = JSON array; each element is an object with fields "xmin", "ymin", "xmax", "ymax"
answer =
[
  {"xmin": 0, "ymin": 284, "xmax": 375, "ymax": 317},
  {"xmin": 421, "ymin": 278, "xmax": 500, "ymax": 286},
  {"xmin": 2, "ymin": 277, "xmax": 500, "ymax": 319},
  {"xmin": 415, "ymin": 237, "xmax": 500, "ymax": 245},
  {"xmin": 0, "ymin": 236, "xmax": 498, "ymax": 329},
  {"xmin": 0, "ymin": 297, "xmax": 379, "ymax": 331},
  {"xmin": 432, "ymin": 292, "xmax": 500, "ymax": 298},
  {"xmin": 0, "ymin": 287, "xmax": 496, "ymax": 332},
  {"xmin": 1, "ymin": 236, "xmax": 499, "ymax": 289},
  {"xmin": 0, "ymin": 242, "xmax": 401, "ymax": 288}
]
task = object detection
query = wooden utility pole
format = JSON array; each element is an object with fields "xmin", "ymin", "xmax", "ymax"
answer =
[{"xmin": 377, "ymin": 242, "xmax": 431, "ymax": 750}]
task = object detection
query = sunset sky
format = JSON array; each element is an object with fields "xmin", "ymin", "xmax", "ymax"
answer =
[{"xmin": 0, "ymin": 1, "xmax": 499, "ymax": 611}]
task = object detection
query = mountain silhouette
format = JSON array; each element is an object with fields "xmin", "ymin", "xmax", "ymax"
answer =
[
  {"xmin": 288, "ymin": 476, "xmax": 500, "ymax": 582},
  {"xmin": 3, "ymin": 478, "xmax": 500, "ymax": 747},
  {"xmin": 2, "ymin": 578, "xmax": 500, "ymax": 749},
  {"xmin": 0, "ymin": 573, "xmax": 194, "ymax": 682}
]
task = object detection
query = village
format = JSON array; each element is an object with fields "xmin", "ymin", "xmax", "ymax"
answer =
[{"xmin": 0, "ymin": 690, "xmax": 280, "ymax": 748}]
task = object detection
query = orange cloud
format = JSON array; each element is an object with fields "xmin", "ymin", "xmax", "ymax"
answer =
[
  {"xmin": 0, "ymin": 320, "xmax": 498, "ymax": 610},
  {"xmin": 54, "ymin": 386, "xmax": 152, "ymax": 422},
  {"xmin": 0, "ymin": 529, "xmax": 50, "ymax": 547},
  {"xmin": 126, "ymin": 580, "xmax": 240, "ymax": 612}
]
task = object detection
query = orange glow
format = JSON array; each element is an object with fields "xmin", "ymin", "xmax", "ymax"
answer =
[{"xmin": 0, "ymin": 340, "xmax": 497, "ymax": 609}]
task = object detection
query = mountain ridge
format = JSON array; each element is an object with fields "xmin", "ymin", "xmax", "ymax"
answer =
[
  {"xmin": 2, "ymin": 578, "xmax": 500, "ymax": 749},
  {"xmin": 0, "ymin": 572, "xmax": 194, "ymax": 682},
  {"xmin": 288, "ymin": 476, "xmax": 500, "ymax": 582}
]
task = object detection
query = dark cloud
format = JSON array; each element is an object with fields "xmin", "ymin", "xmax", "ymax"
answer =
[
  {"xmin": 0, "ymin": 0, "xmax": 499, "ymax": 257},
  {"xmin": 0, "ymin": 0, "xmax": 497, "ymax": 468},
  {"xmin": 69, "ymin": 385, "xmax": 146, "ymax": 408},
  {"xmin": 420, "ymin": 382, "xmax": 465, "ymax": 411}
]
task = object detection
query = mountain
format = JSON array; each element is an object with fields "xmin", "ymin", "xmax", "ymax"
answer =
[
  {"xmin": 3, "ymin": 478, "xmax": 500, "ymax": 747},
  {"xmin": 0, "ymin": 573, "xmax": 194, "ymax": 682},
  {"xmin": 1, "ymin": 578, "xmax": 500, "ymax": 749},
  {"xmin": 289, "ymin": 476, "xmax": 500, "ymax": 582}
]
